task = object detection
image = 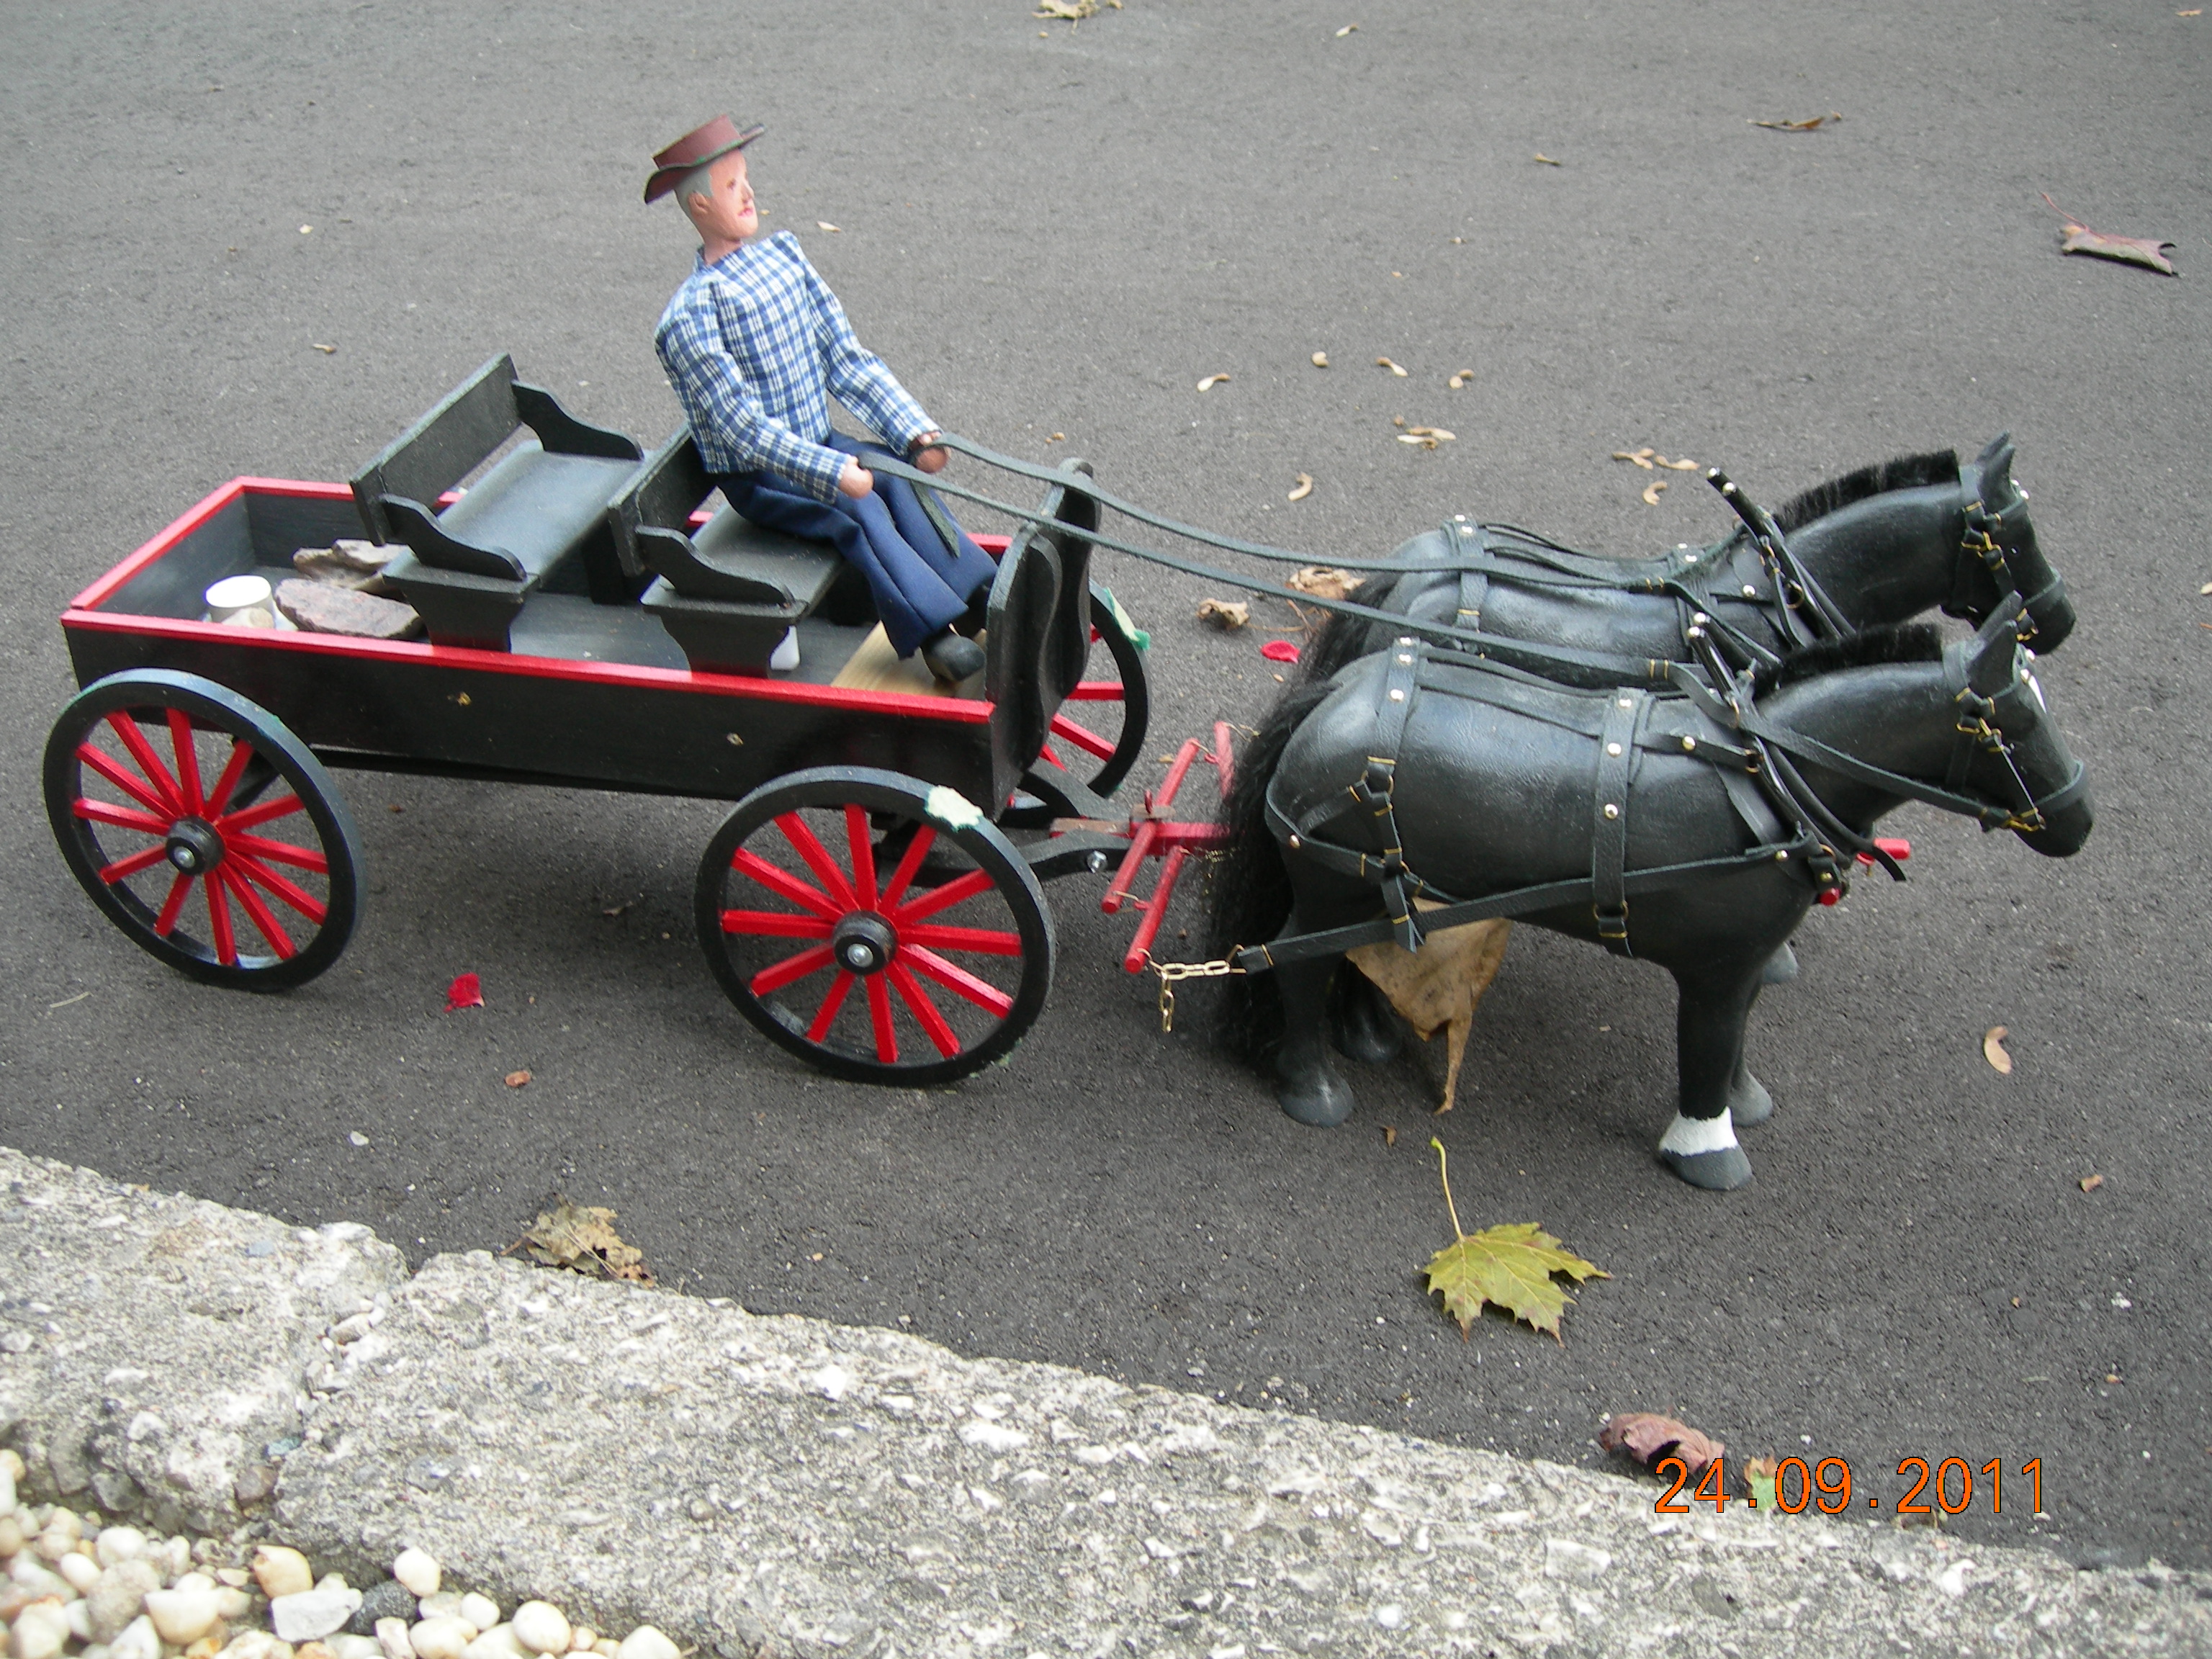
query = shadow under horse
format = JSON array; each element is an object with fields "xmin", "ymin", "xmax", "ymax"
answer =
[
  {"xmin": 1304, "ymin": 434, "xmax": 2074, "ymax": 687},
  {"xmin": 1208, "ymin": 606, "xmax": 2092, "ymax": 1190}
]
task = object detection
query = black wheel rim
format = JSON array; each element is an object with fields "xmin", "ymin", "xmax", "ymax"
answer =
[
  {"xmin": 696, "ymin": 768, "xmax": 1054, "ymax": 1085},
  {"xmin": 44, "ymin": 671, "xmax": 361, "ymax": 989}
]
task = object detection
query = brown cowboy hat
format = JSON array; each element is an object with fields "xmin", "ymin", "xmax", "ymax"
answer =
[{"xmin": 643, "ymin": 114, "xmax": 764, "ymax": 204}]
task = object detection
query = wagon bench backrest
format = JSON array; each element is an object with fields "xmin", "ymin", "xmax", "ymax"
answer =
[{"xmin": 984, "ymin": 467, "xmax": 1100, "ymax": 807}]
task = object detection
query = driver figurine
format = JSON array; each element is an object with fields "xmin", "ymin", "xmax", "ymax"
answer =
[{"xmin": 647, "ymin": 116, "xmax": 994, "ymax": 683}]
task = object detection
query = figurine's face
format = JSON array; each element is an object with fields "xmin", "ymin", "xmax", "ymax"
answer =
[{"xmin": 684, "ymin": 150, "xmax": 758, "ymax": 247}]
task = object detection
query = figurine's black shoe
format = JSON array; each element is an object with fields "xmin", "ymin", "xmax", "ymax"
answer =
[{"xmin": 920, "ymin": 627, "xmax": 985, "ymax": 684}]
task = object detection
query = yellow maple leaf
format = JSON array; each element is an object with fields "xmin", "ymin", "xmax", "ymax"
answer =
[{"xmin": 1422, "ymin": 1140, "xmax": 1606, "ymax": 1341}]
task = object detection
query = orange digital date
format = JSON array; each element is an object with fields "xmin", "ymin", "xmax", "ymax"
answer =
[{"xmin": 1653, "ymin": 1456, "xmax": 2044, "ymax": 1516}]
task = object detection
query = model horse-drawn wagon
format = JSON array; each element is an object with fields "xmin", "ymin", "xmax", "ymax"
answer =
[{"xmin": 45, "ymin": 356, "xmax": 2092, "ymax": 1186}]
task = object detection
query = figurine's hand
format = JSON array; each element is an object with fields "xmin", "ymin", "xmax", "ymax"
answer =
[
  {"xmin": 909, "ymin": 432, "xmax": 949, "ymax": 475},
  {"xmin": 837, "ymin": 459, "xmax": 875, "ymax": 499}
]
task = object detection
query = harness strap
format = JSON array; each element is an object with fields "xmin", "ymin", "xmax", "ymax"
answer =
[{"xmin": 1591, "ymin": 690, "xmax": 1645, "ymax": 953}]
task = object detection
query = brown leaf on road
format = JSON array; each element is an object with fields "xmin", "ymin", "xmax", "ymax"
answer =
[
  {"xmin": 2080, "ymin": 1173, "xmax": 2105, "ymax": 1192},
  {"xmin": 2042, "ymin": 193, "xmax": 2179, "ymax": 276},
  {"xmin": 1447, "ymin": 369, "xmax": 1475, "ymax": 389},
  {"xmin": 1612, "ymin": 447, "xmax": 1657, "ymax": 469},
  {"xmin": 1984, "ymin": 1025, "xmax": 2013, "ymax": 1074},
  {"xmin": 1196, "ymin": 598, "xmax": 1251, "ymax": 631},
  {"xmin": 1655, "ymin": 455, "xmax": 1699, "ymax": 471},
  {"xmin": 518, "ymin": 1197, "xmax": 655, "ymax": 1285},
  {"xmin": 1196, "ymin": 373, "xmax": 1231, "ymax": 392},
  {"xmin": 1642, "ymin": 480, "xmax": 1668, "ymax": 505},
  {"xmin": 1038, "ymin": 0, "xmax": 1117, "ymax": 17},
  {"xmin": 1533, "ymin": 153, "xmax": 1563, "ymax": 166},
  {"xmin": 1335, "ymin": 22, "xmax": 1358, "ymax": 35},
  {"xmin": 311, "ymin": 343, "xmax": 337, "ymax": 354},
  {"xmin": 1382, "ymin": 1125, "xmax": 1398, "ymax": 1146},
  {"xmin": 1377, "ymin": 357, "xmax": 1409, "ymax": 377},
  {"xmin": 1310, "ymin": 351, "xmax": 1330, "ymax": 367},
  {"xmin": 1287, "ymin": 472, "xmax": 1315, "ymax": 503},
  {"xmin": 1351, "ymin": 913, "xmax": 1511, "ymax": 1112},
  {"xmin": 815, "ymin": 221, "xmax": 840, "ymax": 233},
  {"xmin": 1753, "ymin": 112, "xmax": 1843, "ymax": 131},
  {"xmin": 504, "ymin": 1069, "xmax": 532, "ymax": 1089},
  {"xmin": 1600, "ymin": 1412, "xmax": 1728, "ymax": 1477},
  {"xmin": 1289, "ymin": 565, "xmax": 1360, "ymax": 601}
]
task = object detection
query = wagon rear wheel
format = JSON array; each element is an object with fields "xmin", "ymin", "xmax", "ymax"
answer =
[
  {"xmin": 1036, "ymin": 585, "xmax": 1150, "ymax": 798},
  {"xmin": 44, "ymin": 670, "xmax": 361, "ymax": 989},
  {"xmin": 696, "ymin": 768, "xmax": 1055, "ymax": 1085}
]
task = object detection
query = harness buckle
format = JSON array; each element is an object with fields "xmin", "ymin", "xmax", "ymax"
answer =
[{"xmin": 1593, "ymin": 902, "xmax": 1629, "ymax": 942}]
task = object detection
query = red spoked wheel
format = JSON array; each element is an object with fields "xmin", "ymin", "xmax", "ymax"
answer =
[
  {"xmin": 43, "ymin": 670, "xmax": 361, "ymax": 989},
  {"xmin": 1035, "ymin": 585, "xmax": 1150, "ymax": 798},
  {"xmin": 696, "ymin": 768, "xmax": 1056, "ymax": 1085}
]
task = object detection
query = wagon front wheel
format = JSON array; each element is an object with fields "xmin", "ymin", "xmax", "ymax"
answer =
[
  {"xmin": 696, "ymin": 768, "xmax": 1055, "ymax": 1085},
  {"xmin": 44, "ymin": 670, "xmax": 361, "ymax": 989}
]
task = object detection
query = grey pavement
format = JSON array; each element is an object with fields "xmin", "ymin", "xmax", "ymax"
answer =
[
  {"xmin": 9, "ymin": 1145, "xmax": 2211, "ymax": 1658},
  {"xmin": 3, "ymin": 0, "xmax": 2208, "ymax": 1601}
]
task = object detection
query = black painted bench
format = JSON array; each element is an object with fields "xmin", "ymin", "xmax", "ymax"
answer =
[{"xmin": 351, "ymin": 354, "xmax": 644, "ymax": 650}]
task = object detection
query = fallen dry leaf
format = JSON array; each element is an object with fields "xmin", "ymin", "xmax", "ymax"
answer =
[
  {"xmin": 1377, "ymin": 356, "xmax": 1409, "ymax": 377},
  {"xmin": 1753, "ymin": 112, "xmax": 1843, "ymax": 131},
  {"xmin": 1642, "ymin": 481, "xmax": 1668, "ymax": 505},
  {"xmin": 2080, "ymin": 1173, "xmax": 2105, "ymax": 1192},
  {"xmin": 504, "ymin": 1069, "xmax": 532, "ymax": 1089},
  {"xmin": 445, "ymin": 971, "xmax": 484, "ymax": 1012},
  {"xmin": 816, "ymin": 220, "xmax": 840, "ymax": 233},
  {"xmin": 1036, "ymin": 0, "xmax": 1110, "ymax": 16},
  {"xmin": 1311, "ymin": 351, "xmax": 1330, "ymax": 367},
  {"xmin": 2041, "ymin": 193, "xmax": 2179, "ymax": 275},
  {"xmin": 1289, "ymin": 565, "xmax": 1360, "ymax": 601},
  {"xmin": 1655, "ymin": 455, "xmax": 1699, "ymax": 471},
  {"xmin": 1984, "ymin": 1025, "xmax": 2013, "ymax": 1074},
  {"xmin": 1350, "ymin": 912, "xmax": 1511, "ymax": 1112},
  {"xmin": 1196, "ymin": 598, "xmax": 1251, "ymax": 631},
  {"xmin": 2199, "ymin": 581, "xmax": 2212, "ymax": 595},
  {"xmin": 1613, "ymin": 447, "xmax": 1657, "ymax": 469},
  {"xmin": 1600, "ymin": 1412, "xmax": 1728, "ymax": 1478},
  {"xmin": 1047, "ymin": 431, "xmax": 1066, "ymax": 442},
  {"xmin": 1260, "ymin": 639, "xmax": 1301, "ymax": 663},
  {"xmin": 1336, "ymin": 22, "xmax": 1358, "ymax": 35},
  {"xmin": 1197, "ymin": 373, "xmax": 1231, "ymax": 392},
  {"xmin": 1533, "ymin": 153, "xmax": 1563, "ymax": 166},
  {"xmin": 601, "ymin": 902, "xmax": 629, "ymax": 917},
  {"xmin": 1447, "ymin": 369, "xmax": 1475, "ymax": 389},
  {"xmin": 311, "ymin": 343, "xmax": 336, "ymax": 355},
  {"xmin": 1425, "ymin": 1140, "xmax": 1606, "ymax": 1342},
  {"xmin": 1287, "ymin": 472, "xmax": 1315, "ymax": 503},
  {"xmin": 519, "ymin": 1197, "xmax": 654, "ymax": 1285},
  {"xmin": 1382, "ymin": 1125, "xmax": 1398, "ymax": 1146}
]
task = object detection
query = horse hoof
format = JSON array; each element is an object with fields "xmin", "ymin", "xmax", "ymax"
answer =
[
  {"xmin": 1277, "ymin": 1071, "xmax": 1357, "ymax": 1128},
  {"xmin": 1330, "ymin": 974, "xmax": 1403, "ymax": 1065},
  {"xmin": 1731, "ymin": 1071, "xmax": 1774, "ymax": 1128},
  {"xmin": 1761, "ymin": 944, "xmax": 1799, "ymax": 986},
  {"xmin": 1661, "ymin": 1146, "xmax": 1754, "ymax": 1190}
]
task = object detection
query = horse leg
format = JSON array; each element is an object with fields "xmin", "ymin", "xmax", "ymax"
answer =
[
  {"xmin": 1728, "ymin": 979, "xmax": 1774, "ymax": 1128},
  {"xmin": 1272, "ymin": 942, "xmax": 1358, "ymax": 1127},
  {"xmin": 1657, "ymin": 960, "xmax": 1768, "ymax": 1189},
  {"xmin": 1328, "ymin": 964, "xmax": 1404, "ymax": 1064}
]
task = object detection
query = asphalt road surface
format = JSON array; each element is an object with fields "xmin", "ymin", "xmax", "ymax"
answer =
[{"xmin": 5, "ymin": 0, "xmax": 2206, "ymax": 1574}]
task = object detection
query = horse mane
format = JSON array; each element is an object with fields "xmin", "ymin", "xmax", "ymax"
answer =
[
  {"xmin": 1750, "ymin": 622, "xmax": 1943, "ymax": 693},
  {"xmin": 1774, "ymin": 449, "xmax": 1960, "ymax": 533}
]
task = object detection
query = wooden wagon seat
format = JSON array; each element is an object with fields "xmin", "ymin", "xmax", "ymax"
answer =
[{"xmin": 351, "ymin": 354, "xmax": 645, "ymax": 649}]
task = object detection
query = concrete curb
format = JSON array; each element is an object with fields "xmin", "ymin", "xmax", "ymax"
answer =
[{"xmin": 4, "ymin": 1146, "xmax": 2206, "ymax": 1658}]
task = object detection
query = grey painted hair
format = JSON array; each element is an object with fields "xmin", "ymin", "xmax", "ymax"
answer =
[{"xmin": 670, "ymin": 164, "xmax": 716, "ymax": 213}]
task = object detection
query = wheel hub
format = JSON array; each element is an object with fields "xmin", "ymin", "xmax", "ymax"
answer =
[
  {"xmin": 164, "ymin": 817, "xmax": 225, "ymax": 876},
  {"xmin": 830, "ymin": 912, "xmax": 898, "ymax": 976}
]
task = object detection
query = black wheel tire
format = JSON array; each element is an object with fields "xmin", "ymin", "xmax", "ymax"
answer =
[
  {"xmin": 696, "ymin": 767, "xmax": 1055, "ymax": 1085},
  {"xmin": 1047, "ymin": 585, "xmax": 1151, "ymax": 798},
  {"xmin": 44, "ymin": 670, "xmax": 361, "ymax": 989}
]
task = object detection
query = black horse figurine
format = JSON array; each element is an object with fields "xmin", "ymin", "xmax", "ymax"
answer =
[
  {"xmin": 1207, "ymin": 603, "xmax": 2091, "ymax": 1190},
  {"xmin": 1302, "ymin": 435, "xmax": 2073, "ymax": 688}
]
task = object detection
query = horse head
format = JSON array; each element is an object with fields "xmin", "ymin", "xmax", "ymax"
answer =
[
  {"xmin": 1951, "ymin": 434, "xmax": 2076, "ymax": 652},
  {"xmin": 1951, "ymin": 598, "xmax": 2092, "ymax": 856}
]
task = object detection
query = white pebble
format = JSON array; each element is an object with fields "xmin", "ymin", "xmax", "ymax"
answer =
[
  {"xmin": 390, "ymin": 1552, "xmax": 439, "ymax": 1601},
  {"xmin": 215, "ymin": 1587, "xmax": 254, "ymax": 1622},
  {"xmin": 68, "ymin": 1602, "xmax": 96, "ymax": 1643},
  {"xmin": 57, "ymin": 1554, "xmax": 102, "ymax": 1593},
  {"xmin": 460, "ymin": 1629, "xmax": 525, "ymax": 1659},
  {"xmin": 456, "ymin": 1598, "xmax": 499, "ymax": 1637},
  {"xmin": 271, "ymin": 1586, "xmax": 364, "ymax": 1643},
  {"xmin": 375, "ymin": 1617, "xmax": 415, "ymax": 1659},
  {"xmin": 613, "ymin": 1629, "xmax": 678, "ymax": 1659},
  {"xmin": 0, "ymin": 1464, "xmax": 14, "ymax": 1516},
  {"xmin": 10, "ymin": 1558, "xmax": 77, "ymax": 1604},
  {"xmin": 509, "ymin": 1605, "xmax": 569, "ymax": 1657},
  {"xmin": 109, "ymin": 1617, "xmax": 161, "ymax": 1659},
  {"xmin": 0, "ymin": 1519, "xmax": 23, "ymax": 1559},
  {"xmin": 567, "ymin": 1633, "xmax": 594, "ymax": 1654},
  {"xmin": 592, "ymin": 1645, "xmax": 616, "ymax": 1658},
  {"xmin": 14, "ymin": 1603, "xmax": 71, "ymax": 1659},
  {"xmin": 145, "ymin": 1584, "xmax": 223, "ymax": 1645},
  {"xmin": 415, "ymin": 1596, "xmax": 462, "ymax": 1622},
  {"xmin": 253, "ymin": 1547, "xmax": 315, "ymax": 1601},
  {"xmin": 217, "ymin": 1633, "xmax": 295, "ymax": 1659},
  {"xmin": 82, "ymin": 1645, "xmax": 109, "ymax": 1659},
  {"xmin": 94, "ymin": 1531, "xmax": 148, "ymax": 1570},
  {"xmin": 328, "ymin": 1637, "xmax": 385, "ymax": 1659},
  {"xmin": 161, "ymin": 1537, "xmax": 193, "ymax": 1580},
  {"xmin": 408, "ymin": 1617, "xmax": 472, "ymax": 1659}
]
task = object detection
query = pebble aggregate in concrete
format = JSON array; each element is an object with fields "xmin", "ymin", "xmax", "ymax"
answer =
[{"xmin": 5, "ymin": 1146, "xmax": 2208, "ymax": 1657}]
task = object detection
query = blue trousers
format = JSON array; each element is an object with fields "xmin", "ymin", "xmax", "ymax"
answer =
[{"xmin": 715, "ymin": 433, "xmax": 997, "ymax": 659}]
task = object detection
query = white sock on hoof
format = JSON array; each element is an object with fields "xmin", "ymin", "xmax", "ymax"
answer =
[
  {"xmin": 1659, "ymin": 1109, "xmax": 1737, "ymax": 1156},
  {"xmin": 770, "ymin": 628, "xmax": 800, "ymax": 671}
]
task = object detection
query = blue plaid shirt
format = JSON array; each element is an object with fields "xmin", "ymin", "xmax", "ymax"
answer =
[{"xmin": 655, "ymin": 231, "xmax": 935, "ymax": 504}]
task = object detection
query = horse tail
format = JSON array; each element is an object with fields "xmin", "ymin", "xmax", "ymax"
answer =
[
  {"xmin": 1299, "ymin": 604, "xmax": 1376, "ymax": 683},
  {"xmin": 1205, "ymin": 675, "xmax": 1338, "ymax": 1058}
]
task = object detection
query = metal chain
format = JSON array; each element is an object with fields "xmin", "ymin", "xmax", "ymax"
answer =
[{"xmin": 1144, "ymin": 956, "xmax": 1244, "ymax": 1033}]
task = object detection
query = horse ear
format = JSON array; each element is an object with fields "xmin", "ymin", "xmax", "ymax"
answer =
[
  {"xmin": 1969, "ymin": 592, "xmax": 2026, "ymax": 691},
  {"xmin": 1974, "ymin": 432, "xmax": 2017, "ymax": 503}
]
